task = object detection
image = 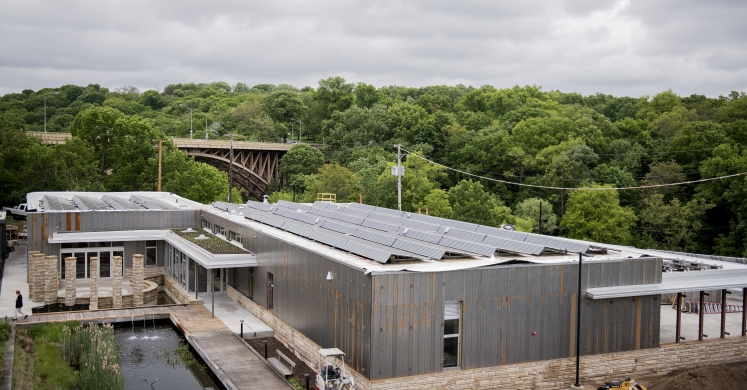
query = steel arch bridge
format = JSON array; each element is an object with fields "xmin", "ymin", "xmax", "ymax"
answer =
[
  {"xmin": 31, "ymin": 132, "xmax": 294, "ymax": 201},
  {"xmin": 171, "ymin": 138, "xmax": 292, "ymax": 200}
]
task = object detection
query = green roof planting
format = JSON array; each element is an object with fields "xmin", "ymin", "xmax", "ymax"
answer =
[{"xmin": 172, "ymin": 229, "xmax": 249, "ymax": 255}]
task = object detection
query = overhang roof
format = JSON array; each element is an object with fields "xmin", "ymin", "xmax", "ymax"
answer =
[
  {"xmin": 49, "ymin": 230, "xmax": 256, "ymax": 269},
  {"xmin": 586, "ymin": 269, "xmax": 747, "ymax": 299}
]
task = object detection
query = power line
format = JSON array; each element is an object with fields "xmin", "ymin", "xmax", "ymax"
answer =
[{"xmin": 401, "ymin": 147, "xmax": 747, "ymax": 191}]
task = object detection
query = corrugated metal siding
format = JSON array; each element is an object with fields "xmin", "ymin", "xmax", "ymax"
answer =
[
  {"xmin": 27, "ymin": 210, "xmax": 196, "ymax": 269},
  {"xmin": 204, "ymin": 213, "xmax": 373, "ymax": 378},
  {"xmin": 369, "ymin": 258, "xmax": 661, "ymax": 380}
]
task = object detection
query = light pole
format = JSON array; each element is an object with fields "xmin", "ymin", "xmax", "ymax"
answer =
[
  {"xmin": 206, "ymin": 110, "xmax": 217, "ymax": 140},
  {"xmin": 181, "ymin": 104, "xmax": 193, "ymax": 139},
  {"xmin": 44, "ymin": 92, "xmax": 58, "ymax": 132}
]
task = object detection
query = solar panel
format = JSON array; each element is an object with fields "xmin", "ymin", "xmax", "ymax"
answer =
[
  {"xmin": 365, "ymin": 212, "xmax": 398, "ymax": 223},
  {"xmin": 442, "ymin": 229, "xmax": 486, "ymax": 243},
  {"xmin": 130, "ymin": 195, "xmax": 176, "ymax": 210},
  {"xmin": 103, "ymin": 195, "xmax": 144, "ymax": 210},
  {"xmin": 72, "ymin": 195, "xmax": 111, "ymax": 211},
  {"xmin": 352, "ymin": 229, "xmax": 396, "ymax": 246},
  {"xmin": 309, "ymin": 208, "xmax": 337, "ymax": 219},
  {"xmin": 523, "ymin": 235, "xmax": 589, "ymax": 253},
  {"xmin": 361, "ymin": 219, "xmax": 399, "ymax": 233},
  {"xmin": 336, "ymin": 206, "xmax": 371, "ymax": 219},
  {"xmin": 244, "ymin": 200, "xmax": 275, "ymax": 212},
  {"xmin": 42, "ymin": 195, "xmax": 76, "ymax": 211},
  {"xmin": 475, "ymin": 225, "xmax": 528, "ymax": 241},
  {"xmin": 339, "ymin": 241, "xmax": 391, "ymax": 263},
  {"xmin": 372, "ymin": 207, "xmax": 405, "ymax": 218},
  {"xmin": 438, "ymin": 237, "xmax": 496, "ymax": 257},
  {"xmin": 273, "ymin": 207, "xmax": 302, "ymax": 221},
  {"xmin": 308, "ymin": 230, "xmax": 348, "ymax": 248},
  {"xmin": 482, "ymin": 235, "xmax": 545, "ymax": 255},
  {"xmin": 403, "ymin": 229, "xmax": 443, "ymax": 244},
  {"xmin": 332, "ymin": 212, "xmax": 364, "ymax": 225},
  {"xmin": 312, "ymin": 201, "xmax": 334, "ymax": 209},
  {"xmin": 347, "ymin": 203, "xmax": 377, "ymax": 212},
  {"xmin": 433, "ymin": 217, "xmax": 480, "ymax": 232},
  {"xmin": 281, "ymin": 222, "xmax": 313, "ymax": 238},
  {"xmin": 391, "ymin": 239, "xmax": 445, "ymax": 259},
  {"xmin": 276, "ymin": 200, "xmax": 311, "ymax": 212},
  {"xmin": 397, "ymin": 218, "xmax": 440, "ymax": 233},
  {"xmin": 320, "ymin": 220, "xmax": 357, "ymax": 235}
]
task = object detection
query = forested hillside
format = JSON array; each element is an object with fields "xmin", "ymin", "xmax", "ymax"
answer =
[{"xmin": 1, "ymin": 78, "xmax": 746, "ymax": 256}]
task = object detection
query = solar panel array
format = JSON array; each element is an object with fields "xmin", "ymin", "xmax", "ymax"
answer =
[
  {"xmin": 39, "ymin": 194, "xmax": 186, "ymax": 212},
  {"xmin": 214, "ymin": 200, "xmax": 594, "ymax": 264}
]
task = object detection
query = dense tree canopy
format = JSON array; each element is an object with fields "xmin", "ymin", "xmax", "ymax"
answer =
[{"xmin": 3, "ymin": 79, "xmax": 747, "ymax": 255}]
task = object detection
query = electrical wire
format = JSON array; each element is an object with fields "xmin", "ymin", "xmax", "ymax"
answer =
[{"xmin": 401, "ymin": 147, "xmax": 747, "ymax": 191}]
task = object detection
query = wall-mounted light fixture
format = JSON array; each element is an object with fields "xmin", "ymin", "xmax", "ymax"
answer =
[{"xmin": 326, "ymin": 271, "xmax": 334, "ymax": 281}]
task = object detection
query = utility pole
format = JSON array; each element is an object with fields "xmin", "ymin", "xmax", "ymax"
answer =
[
  {"xmin": 396, "ymin": 144, "xmax": 402, "ymax": 211},
  {"xmin": 228, "ymin": 134, "xmax": 234, "ymax": 203},
  {"xmin": 157, "ymin": 140, "xmax": 162, "ymax": 191}
]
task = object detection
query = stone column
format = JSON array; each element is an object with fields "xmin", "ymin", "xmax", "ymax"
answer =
[
  {"xmin": 27, "ymin": 251, "xmax": 40, "ymax": 284},
  {"xmin": 132, "ymin": 254, "xmax": 144, "ymax": 307},
  {"xmin": 89, "ymin": 257, "xmax": 99, "ymax": 310},
  {"xmin": 112, "ymin": 256, "xmax": 123, "ymax": 309},
  {"xmin": 44, "ymin": 255, "xmax": 59, "ymax": 304},
  {"xmin": 28, "ymin": 253, "xmax": 45, "ymax": 302},
  {"xmin": 65, "ymin": 257, "xmax": 77, "ymax": 306}
]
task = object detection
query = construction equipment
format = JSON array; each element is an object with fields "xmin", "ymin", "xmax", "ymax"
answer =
[
  {"xmin": 315, "ymin": 348, "xmax": 354, "ymax": 390},
  {"xmin": 597, "ymin": 377, "xmax": 646, "ymax": 390}
]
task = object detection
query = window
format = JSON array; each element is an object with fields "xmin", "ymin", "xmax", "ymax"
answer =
[
  {"xmin": 220, "ymin": 226, "xmax": 226, "ymax": 237},
  {"xmin": 443, "ymin": 301, "xmax": 461, "ymax": 368},
  {"xmin": 145, "ymin": 240, "xmax": 157, "ymax": 267},
  {"xmin": 228, "ymin": 230, "xmax": 243, "ymax": 245},
  {"xmin": 203, "ymin": 219, "xmax": 212, "ymax": 231}
]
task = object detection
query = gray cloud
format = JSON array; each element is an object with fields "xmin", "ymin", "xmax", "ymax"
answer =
[{"xmin": 1, "ymin": 0, "xmax": 746, "ymax": 97}]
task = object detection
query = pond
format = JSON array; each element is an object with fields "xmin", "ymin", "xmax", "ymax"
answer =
[{"xmin": 116, "ymin": 321, "xmax": 224, "ymax": 390}]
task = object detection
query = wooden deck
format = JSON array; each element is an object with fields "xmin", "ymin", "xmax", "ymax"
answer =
[{"xmin": 23, "ymin": 305, "xmax": 291, "ymax": 390}]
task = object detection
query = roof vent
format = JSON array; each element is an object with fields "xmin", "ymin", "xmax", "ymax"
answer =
[
  {"xmin": 262, "ymin": 195, "xmax": 269, "ymax": 204},
  {"xmin": 194, "ymin": 234, "xmax": 209, "ymax": 240},
  {"xmin": 183, "ymin": 228, "xmax": 196, "ymax": 233},
  {"xmin": 501, "ymin": 224, "xmax": 515, "ymax": 231}
]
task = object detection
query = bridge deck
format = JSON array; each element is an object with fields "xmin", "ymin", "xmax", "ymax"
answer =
[
  {"xmin": 172, "ymin": 138, "xmax": 293, "ymax": 151},
  {"xmin": 22, "ymin": 305, "xmax": 291, "ymax": 390}
]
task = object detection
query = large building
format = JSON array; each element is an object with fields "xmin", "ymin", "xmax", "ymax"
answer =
[{"xmin": 25, "ymin": 191, "xmax": 747, "ymax": 389}]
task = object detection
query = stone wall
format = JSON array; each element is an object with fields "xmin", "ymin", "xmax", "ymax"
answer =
[
  {"xmin": 163, "ymin": 275, "xmax": 202, "ymax": 305},
  {"xmin": 64, "ymin": 257, "xmax": 76, "ymax": 306},
  {"xmin": 124, "ymin": 266, "xmax": 164, "ymax": 281},
  {"xmin": 55, "ymin": 280, "xmax": 158, "ymax": 309},
  {"xmin": 89, "ymin": 257, "xmax": 99, "ymax": 310},
  {"xmin": 226, "ymin": 285, "xmax": 747, "ymax": 390}
]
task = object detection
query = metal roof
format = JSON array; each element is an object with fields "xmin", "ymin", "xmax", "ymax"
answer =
[
  {"xmin": 72, "ymin": 195, "xmax": 111, "ymax": 211},
  {"xmin": 586, "ymin": 269, "xmax": 747, "ymax": 299},
  {"xmin": 42, "ymin": 195, "xmax": 76, "ymax": 211}
]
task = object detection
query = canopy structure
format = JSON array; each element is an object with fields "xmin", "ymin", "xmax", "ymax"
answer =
[
  {"xmin": 49, "ymin": 230, "xmax": 256, "ymax": 269},
  {"xmin": 586, "ymin": 269, "xmax": 747, "ymax": 299}
]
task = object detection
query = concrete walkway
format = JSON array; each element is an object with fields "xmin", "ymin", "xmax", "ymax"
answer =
[
  {"xmin": 0, "ymin": 244, "xmax": 41, "ymax": 320},
  {"xmin": 200, "ymin": 293, "xmax": 274, "ymax": 338}
]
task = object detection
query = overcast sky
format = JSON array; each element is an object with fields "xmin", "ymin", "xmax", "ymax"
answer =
[{"xmin": 2, "ymin": 0, "xmax": 746, "ymax": 97}]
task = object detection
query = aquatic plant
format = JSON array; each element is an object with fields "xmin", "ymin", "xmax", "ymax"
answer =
[{"xmin": 61, "ymin": 322, "xmax": 124, "ymax": 390}]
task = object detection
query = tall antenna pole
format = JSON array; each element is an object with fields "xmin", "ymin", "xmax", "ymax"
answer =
[
  {"xmin": 396, "ymin": 144, "xmax": 402, "ymax": 211},
  {"xmin": 574, "ymin": 252, "xmax": 583, "ymax": 388},
  {"xmin": 157, "ymin": 139, "xmax": 162, "ymax": 191},
  {"xmin": 228, "ymin": 134, "xmax": 234, "ymax": 202}
]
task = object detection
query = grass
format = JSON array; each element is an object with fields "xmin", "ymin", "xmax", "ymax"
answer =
[
  {"xmin": 12, "ymin": 321, "xmax": 124, "ymax": 390},
  {"xmin": 0, "ymin": 317, "xmax": 11, "ymax": 383},
  {"xmin": 172, "ymin": 228, "xmax": 249, "ymax": 254}
]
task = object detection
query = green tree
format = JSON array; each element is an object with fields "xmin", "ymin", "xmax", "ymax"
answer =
[
  {"xmin": 638, "ymin": 194, "xmax": 712, "ymax": 252},
  {"xmin": 161, "ymin": 146, "xmax": 231, "ymax": 204},
  {"xmin": 447, "ymin": 180, "xmax": 509, "ymax": 226},
  {"xmin": 670, "ymin": 121, "xmax": 730, "ymax": 170},
  {"xmin": 514, "ymin": 198, "xmax": 557, "ymax": 233},
  {"xmin": 423, "ymin": 189, "xmax": 453, "ymax": 218},
  {"xmin": 323, "ymin": 105, "xmax": 390, "ymax": 147},
  {"xmin": 278, "ymin": 144, "xmax": 325, "ymax": 178},
  {"xmin": 354, "ymin": 82, "xmax": 383, "ymax": 109},
  {"xmin": 559, "ymin": 185, "xmax": 637, "ymax": 244},
  {"xmin": 315, "ymin": 77, "xmax": 354, "ymax": 119},
  {"xmin": 263, "ymin": 90, "xmax": 308, "ymax": 129},
  {"xmin": 304, "ymin": 164, "xmax": 361, "ymax": 202}
]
